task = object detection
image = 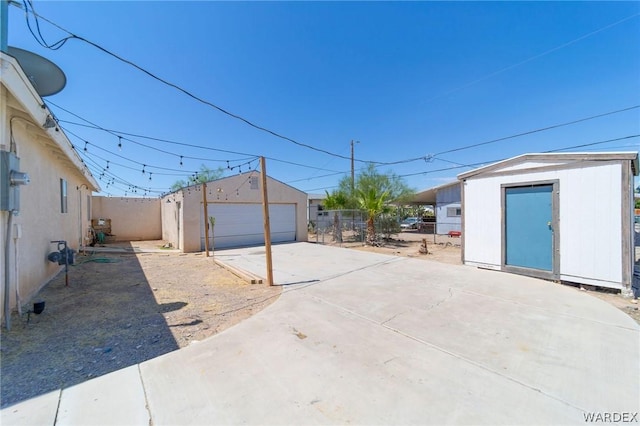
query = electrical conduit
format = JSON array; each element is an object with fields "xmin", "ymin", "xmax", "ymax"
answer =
[{"xmin": 4, "ymin": 210, "xmax": 13, "ymax": 330}]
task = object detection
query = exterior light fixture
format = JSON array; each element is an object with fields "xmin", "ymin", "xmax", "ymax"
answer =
[{"xmin": 43, "ymin": 115, "xmax": 56, "ymax": 129}]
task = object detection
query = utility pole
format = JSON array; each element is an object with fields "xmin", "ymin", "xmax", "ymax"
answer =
[
  {"xmin": 260, "ymin": 157, "xmax": 274, "ymax": 286},
  {"xmin": 351, "ymin": 140, "xmax": 359, "ymax": 195},
  {"xmin": 202, "ymin": 182, "xmax": 210, "ymax": 257}
]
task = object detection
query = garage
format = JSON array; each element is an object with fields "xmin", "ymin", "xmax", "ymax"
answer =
[
  {"xmin": 161, "ymin": 171, "xmax": 308, "ymax": 253},
  {"xmin": 201, "ymin": 203, "xmax": 296, "ymax": 249}
]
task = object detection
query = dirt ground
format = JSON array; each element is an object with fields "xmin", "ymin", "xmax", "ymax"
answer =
[
  {"xmin": 0, "ymin": 241, "xmax": 280, "ymax": 408},
  {"xmin": 2, "ymin": 233, "xmax": 638, "ymax": 408}
]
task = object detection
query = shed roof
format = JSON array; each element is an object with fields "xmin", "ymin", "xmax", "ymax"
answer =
[{"xmin": 457, "ymin": 152, "xmax": 639, "ymax": 180}]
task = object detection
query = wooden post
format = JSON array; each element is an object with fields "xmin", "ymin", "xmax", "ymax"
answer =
[
  {"xmin": 202, "ymin": 182, "xmax": 210, "ymax": 257},
  {"xmin": 260, "ymin": 157, "xmax": 274, "ymax": 286}
]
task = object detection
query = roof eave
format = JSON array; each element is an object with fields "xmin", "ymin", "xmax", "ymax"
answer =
[
  {"xmin": 1, "ymin": 52, "xmax": 100, "ymax": 191},
  {"xmin": 457, "ymin": 152, "xmax": 640, "ymax": 180}
]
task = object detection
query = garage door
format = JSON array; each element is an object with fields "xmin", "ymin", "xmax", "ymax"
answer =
[{"xmin": 201, "ymin": 203, "xmax": 296, "ymax": 249}]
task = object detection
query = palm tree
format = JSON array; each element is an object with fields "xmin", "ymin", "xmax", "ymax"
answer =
[
  {"xmin": 324, "ymin": 190, "xmax": 350, "ymax": 243},
  {"xmin": 357, "ymin": 188, "xmax": 389, "ymax": 246}
]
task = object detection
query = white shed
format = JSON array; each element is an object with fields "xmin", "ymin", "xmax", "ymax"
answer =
[
  {"xmin": 458, "ymin": 152, "xmax": 638, "ymax": 295},
  {"xmin": 161, "ymin": 171, "xmax": 308, "ymax": 252}
]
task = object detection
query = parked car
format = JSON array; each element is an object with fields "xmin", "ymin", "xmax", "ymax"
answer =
[{"xmin": 400, "ymin": 217, "xmax": 420, "ymax": 229}]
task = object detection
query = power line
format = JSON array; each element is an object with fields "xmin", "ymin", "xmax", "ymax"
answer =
[
  {"xmin": 432, "ymin": 105, "xmax": 640, "ymax": 157},
  {"xmin": 47, "ymin": 101, "xmax": 345, "ymax": 174},
  {"xmin": 18, "ymin": 1, "xmax": 640, "ymax": 176},
  {"xmin": 399, "ymin": 134, "xmax": 640, "ymax": 179},
  {"xmin": 20, "ymin": 2, "xmax": 378, "ymax": 163},
  {"xmin": 51, "ymin": 100, "xmax": 639, "ymax": 174},
  {"xmin": 543, "ymin": 134, "xmax": 640, "ymax": 153}
]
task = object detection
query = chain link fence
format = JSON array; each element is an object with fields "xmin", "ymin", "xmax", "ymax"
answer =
[
  {"xmin": 309, "ymin": 209, "xmax": 367, "ymax": 244},
  {"xmin": 308, "ymin": 210, "xmax": 462, "ymax": 245}
]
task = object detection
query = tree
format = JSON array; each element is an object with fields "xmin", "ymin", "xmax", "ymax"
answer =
[
  {"xmin": 323, "ymin": 190, "xmax": 350, "ymax": 243},
  {"xmin": 357, "ymin": 188, "xmax": 390, "ymax": 246},
  {"xmin": 171, "ymin": 164, "xmax": 224, "ymax": 191},
  {"xmin": 327, "ymin": 164, "xmax": 414, "ymax": 245},
  {"xmin": 338, "ymin": 163, "xmax": 414, "ymax": 205}
]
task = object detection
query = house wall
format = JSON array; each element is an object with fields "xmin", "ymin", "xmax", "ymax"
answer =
[
  {"xmin": 92, "ymin": 196, "xmax": 161, "ymax": 241},
  {"xmin": 161, "ymin": 191, "xmax": 184, "ymax": 250},
  {"xmin": 1, "ymin": 53, "xmax": 99, "ymax": 324},
  {"xmin": 1, "ymin": 113, "xmax": 90, "ymax": 321},
  {"xmin": 165, "ymin": 172, "xmax": 308, "ymax": 253},
  {"xmin": 462, "ymin": 162, "xmax": 627, "ymax": 289},
  {"xmin": 308, "ymin": 197, "xmax": 325, "ymax": 229},
  {"xmin": 435, "ymin": 184, "xmax": 461, "ymax": 234}
]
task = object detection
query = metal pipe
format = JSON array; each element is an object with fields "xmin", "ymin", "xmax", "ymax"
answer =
[
  {"xmin": 4, "ymin": 210, "xmax": 14, "ymax": 330},
  {"xmin": 14, "ymin": 222, "xmax": 21, "ymax": 316}
]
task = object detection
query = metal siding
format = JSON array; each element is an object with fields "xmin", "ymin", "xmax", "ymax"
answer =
[
  {"xmin": 203, "ymin": 203, "xmax": 295, "ymax": 249},
  {"xmin": 464, "ymin": 162, "xmax": 624, "ymax": 287},
  {"xmin": 436, "ymin": 184, "xmax": 461, "ymax": 234},
  {"xmin": 462, "ymin": 178, "xmax": 503, "ymax": 267},
  {"xmin": 558, "ymin": 164, "xmax": 622, "ymax": 283}
]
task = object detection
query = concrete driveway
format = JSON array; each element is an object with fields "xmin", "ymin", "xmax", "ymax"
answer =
[{"xmin": 3, "ymin": 242, "xmax": 639, "ymax": 425}]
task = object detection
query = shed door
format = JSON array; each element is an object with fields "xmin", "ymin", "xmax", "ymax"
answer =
[
  {"xmin": 504, "ymin": 185, "xmax": 554, "ymax": 271},
  {"xmin": 202, "ymin": 203, "xmax": 296, "ymax": 249}
]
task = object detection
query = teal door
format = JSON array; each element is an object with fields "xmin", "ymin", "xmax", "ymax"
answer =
[{"xmin": 504, "ymin": 185, "xmax": 553, "ymax": 271}]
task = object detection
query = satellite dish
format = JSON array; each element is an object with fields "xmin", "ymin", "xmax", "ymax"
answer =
[{"xmin": 7, "ymin": 46, "xmax": 66, "ymax": 97}]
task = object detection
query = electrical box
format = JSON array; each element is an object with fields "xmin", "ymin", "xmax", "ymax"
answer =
[{"xmin": 1, "ymin": 151, "xmax": 20, "ymax": 211}]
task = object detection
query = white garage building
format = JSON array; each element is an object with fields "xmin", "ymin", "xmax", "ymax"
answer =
[
  {"xmin": 161, "ymin": 171, "xmax": 308, "ymax": 252},
  {"xmin": 458, "ymin": 152, "xmax": 638, "ymax": 295}
]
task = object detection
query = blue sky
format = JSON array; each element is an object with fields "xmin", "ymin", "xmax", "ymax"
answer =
[{"xmin": 6, "ymin": 1, "xmax": 640, "ymax": 197}]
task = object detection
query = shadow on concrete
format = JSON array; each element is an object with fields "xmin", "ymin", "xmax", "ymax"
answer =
[{"xmin": 0, "ymin": 243, "xmax": 179, "ymax": 408}]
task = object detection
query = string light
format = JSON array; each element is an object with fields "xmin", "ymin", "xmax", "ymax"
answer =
[{"xmin": 118, "ymin": 136, "xmax": 122, "ymax": 151}]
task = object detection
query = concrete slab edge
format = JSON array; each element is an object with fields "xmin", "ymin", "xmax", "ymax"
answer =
[{"xmin": 214, "ymin": 258, "xmax": 263, "ymax": 284}]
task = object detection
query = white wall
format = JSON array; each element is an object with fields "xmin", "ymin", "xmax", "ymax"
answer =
[{"xmin": 463, "ymin": 162, "xmax": 625, "ymax": 288}]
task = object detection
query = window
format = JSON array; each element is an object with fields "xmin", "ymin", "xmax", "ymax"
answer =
[
  {"xmin": 446, "ymin": 207, "xmax": 461, "ymax": 217},
  {"xmin": 60, "ymin": 179, "xmax": 68, "ymax": 213},
  {"xmin": 250, "ymin": 177, "xmax": 259, "ymax": 190},
  {"xmin": 86, "ymin": 194, "xmax": 91, "ymax": 220}
]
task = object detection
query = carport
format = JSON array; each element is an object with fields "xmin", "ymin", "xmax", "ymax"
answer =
[{"xmin": 409, "ymin": 181, "xmax": 461, "ymax": 234}]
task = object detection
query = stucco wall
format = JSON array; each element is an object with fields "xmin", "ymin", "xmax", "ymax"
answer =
[
  {"xmin": 163, "ymin": 172, "xmax": 308, "ymax": 252},
  {"xmin": 462, "ymin": 162, "xmax": 626, "ymax": 288},
  {"xmin": 161, "ymin": 191, "xmax": 184, "ymax": 250},
  {"xmin": 1, "ymin": 53, "xmax": 99, "ymax": 324},
  {"xmin": 1, "ymin": 112, "xmax": 91, "ymax": 320},
  {"xmin": 92, "ymin": 196, "xmax": 161, "ymax": 241}
]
